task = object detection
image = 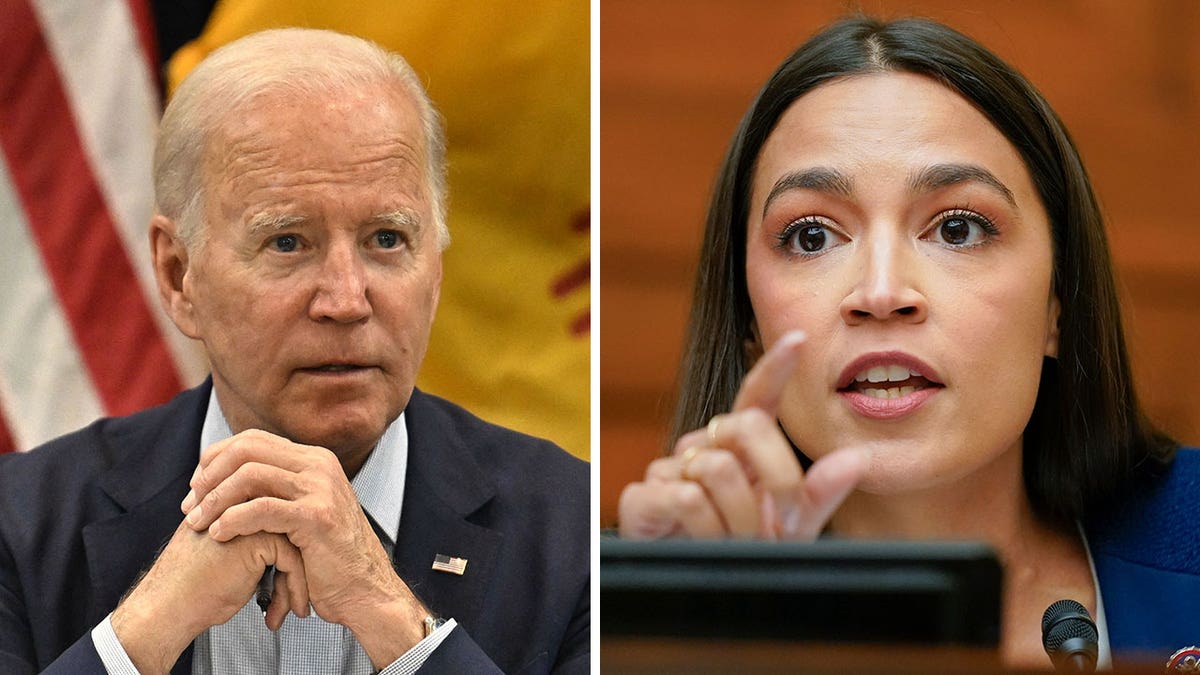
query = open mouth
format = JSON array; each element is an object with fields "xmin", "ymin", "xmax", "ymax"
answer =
[{"xmin": 838, "ymin": 365, "xmax": 944, "ymax": 399}]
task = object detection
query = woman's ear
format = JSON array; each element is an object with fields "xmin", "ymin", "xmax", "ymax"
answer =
[
  {"xmin": 149, "ymin": 215, "xmax": 201, "ymax": 339},
  {"xmin": 1044, "ymin": 294, "xmax": 1061, "ymax": 358},
  {"xmin": 744, "ymin": 317, "xmax": 765, "ymax": 366}
]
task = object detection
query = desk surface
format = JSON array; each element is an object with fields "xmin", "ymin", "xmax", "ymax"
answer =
[{"xmin": 601, "ymin": 637, "xmax": 1165, "ymax": 674}]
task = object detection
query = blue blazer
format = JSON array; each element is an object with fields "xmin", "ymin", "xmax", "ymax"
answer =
[
  {"xmin": 1087, "ymin": 446, "xmax": 1200, "ymax": 664},
  {"xmin": 0, "ymin": 382, "xmax": 589, "ymax": 674}
]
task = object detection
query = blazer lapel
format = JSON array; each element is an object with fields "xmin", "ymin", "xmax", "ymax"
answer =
[
  {"xmin": 393, "ymin": 390, "xmax": 501, "ymax": 629},
  {"xmin": 80, "ymin": 381, "xmax": 211, "ymax": 674}
]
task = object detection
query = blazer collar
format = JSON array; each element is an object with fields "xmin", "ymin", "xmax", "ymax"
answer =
[
  {"xmin": 94, "ymin": 380, "xmax": 210, "ymax": 511},
  {"xmin": 392, "ymin": 389, "xmax": 501, "ymax": 627}
]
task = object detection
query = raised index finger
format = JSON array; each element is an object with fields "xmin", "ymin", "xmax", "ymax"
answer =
[{"xmin": 731, "ymin": 330, "xmax": 807, "ymax": 415}]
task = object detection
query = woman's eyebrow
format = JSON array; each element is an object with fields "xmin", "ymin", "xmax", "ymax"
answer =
[
  {"xmin": 907, "ymin": 163, "xmax": 1016, "ymax": 208},
  {"xmin": 762, "ymin": 167, "xmax": 853, "ymax": 218}
]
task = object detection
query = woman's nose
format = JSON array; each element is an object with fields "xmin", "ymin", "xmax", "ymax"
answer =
[{"xmin": 838, "ymin": 237, "xmax": 928, "ymax": 325}]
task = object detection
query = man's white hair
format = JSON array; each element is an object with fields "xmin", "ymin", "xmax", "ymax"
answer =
[{"xmin": 154, "ymin": 27, "xmax": 449, "ymax": 251}]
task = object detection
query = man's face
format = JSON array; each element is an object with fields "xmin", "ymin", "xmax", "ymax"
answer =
[{"xmin": 175, "ymin": 84, "xmax": 441, "ymax": 463}]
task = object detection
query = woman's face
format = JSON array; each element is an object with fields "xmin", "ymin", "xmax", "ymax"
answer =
[{"xmin": 745, "ymin": 72, "xmax": 1059, "ymax": 495}]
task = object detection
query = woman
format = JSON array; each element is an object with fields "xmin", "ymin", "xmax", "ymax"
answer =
[{"xmin": 616, "ymin": 16, "xmax": 1198, "ymax": 669}]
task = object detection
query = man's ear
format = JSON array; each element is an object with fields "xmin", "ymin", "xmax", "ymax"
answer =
[
  {"xmin": 1044, "ymin": 294, "xmax": 1061, "ymax": 358},
  {"xmin": 149, "ymin": 215, "xmax": 201, "ymax": 339},
  {"xmin": 743, "ymin": 317, "xmax": 764, "ymax": 367}
]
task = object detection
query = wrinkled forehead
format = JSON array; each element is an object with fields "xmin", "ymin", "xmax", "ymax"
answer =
[
  {"xmin": 201, "ymin": 82, "xmax": 427, "ymax": 188},
  {"xmin": 196, "ymin": 84, "xmax": 432, "ymax": 232}
]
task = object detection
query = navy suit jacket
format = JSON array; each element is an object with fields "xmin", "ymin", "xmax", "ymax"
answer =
[
  {"xmin": 1087, "ymin": 447, "xmax": 1200, "ymax": 665},
  {"xmin": 0, "ymin": 382, "xmax": 589, "ymax": 674}
]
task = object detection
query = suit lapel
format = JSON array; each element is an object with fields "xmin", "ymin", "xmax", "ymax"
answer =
[
  {"xmin": 80, "ymin": 382, "xmax": 210, "ymax": 674},
  {"xmin": 393, "ymin": 390, "xmax": 501, "ymax": 629}
]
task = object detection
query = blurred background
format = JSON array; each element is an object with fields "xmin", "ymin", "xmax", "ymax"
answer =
[
  {"xmin": 1, "ymin": 0, "xmax": 589, "ymax": 460},
  {"xmin": 600, "ymin": 0, "xmax": 1200, "ymax": 525}
]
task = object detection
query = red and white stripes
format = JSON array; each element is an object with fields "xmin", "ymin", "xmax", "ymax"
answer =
[{"xmin": 0, "ymin": 0, "xmax": 205, "ymax": 453}]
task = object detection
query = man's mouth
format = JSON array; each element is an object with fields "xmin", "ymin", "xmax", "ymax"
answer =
[
  {"xmin": 299, "ymin": 363, "xmax": 372, "ymax": 374},
  {"xmin": 838, "ymin": 364, "xmax": 944, "ymax": 399}
]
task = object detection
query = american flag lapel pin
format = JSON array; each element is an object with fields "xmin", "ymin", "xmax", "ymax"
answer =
[
  {"xmin": 431, "ymin": 553, "xmax": 468, "ymax": 576},
  {"xmin": 1167, "ymin": 646, "xmax": 1200, "ymax": 672}
]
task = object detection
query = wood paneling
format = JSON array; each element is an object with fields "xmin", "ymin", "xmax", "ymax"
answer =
[{"xmin": 600, "ymin": 0, "xmax": 1200, "ymax": 526}]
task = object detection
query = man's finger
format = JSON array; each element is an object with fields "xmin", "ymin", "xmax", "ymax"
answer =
[
  {"xmin": 265, "ymin": 536, "xmax": 310, "ymax": 630},
  {"xmin": 188, "ymin": 433, "xmax": 331, "ymax": 510},
  {"xmin": 731, "ymin": 330, "xmax": 807, "ymax": 415},
  {"xmin": 208, "ymin": 497, "xmax": 300, "ymax": 543},
  {"xmin": 265, "ymin": 570, "xmax": 309, "ymax": 630},
  {"xmin": 197, "ymin": 428, "xmax": 291, "ymax": 469},
  {"xmin": 184, "ymin": 462, "xmax": 300, "ymax": 527}
]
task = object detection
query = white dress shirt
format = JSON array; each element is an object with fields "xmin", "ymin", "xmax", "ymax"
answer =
[{"xmin": 91, "ymin": 391, "xmax": 455, "ymax": 674}]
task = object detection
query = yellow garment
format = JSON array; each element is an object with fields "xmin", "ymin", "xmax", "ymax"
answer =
[{"xmin": 168, "ymin": 1, "xmax": 590, "ymax": 459}]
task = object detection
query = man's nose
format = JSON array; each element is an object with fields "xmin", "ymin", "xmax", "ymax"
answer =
[
  {"xmin": 838, "ymin": 234, "xmax": 928, "ymax": 325},
  {"xmin": 309, "ymin": 242, "xmax": 371, "ymax": 323}
]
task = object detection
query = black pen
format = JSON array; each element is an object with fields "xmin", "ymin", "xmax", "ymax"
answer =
[{"xmin": 256, "ymin": 565, "xmax": 275, "ymax": 614}]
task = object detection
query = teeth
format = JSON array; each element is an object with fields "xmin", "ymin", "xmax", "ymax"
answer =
[
  {"xmin": 855, "ymin": 365, "xmax": 920, "ymax": 384},
  {"xmin": 862, "ymin": 386, "xmax": 919, "ymax": 399}
]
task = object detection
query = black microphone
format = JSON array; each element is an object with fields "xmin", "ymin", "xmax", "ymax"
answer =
[{"xmin": 1041, "ymin": 599, "xmax": 1098, "ymax": 673}]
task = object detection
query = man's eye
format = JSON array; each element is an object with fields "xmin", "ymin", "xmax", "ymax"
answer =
[
  {"xmin": 374, "ymin": 230, "xmax": 401, "ymax": 249},
  {"xmin": 270, "ymin": 234, "xmax": 299, "ymax": 252}
]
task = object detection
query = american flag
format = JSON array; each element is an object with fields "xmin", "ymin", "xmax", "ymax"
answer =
[
  {"xmin": 431, "ymin": 554, "xmax": 468, "ymax": 576},
  {"xmin": 0, "ymin": 0, "xmax": 207, "ymax": 454}
]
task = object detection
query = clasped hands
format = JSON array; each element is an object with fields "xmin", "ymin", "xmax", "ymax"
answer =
[
  {"xmin": 618, "ymin": 331, "xmax": 870, "ymax": 540},
  {"xmin": 111, "ymin": 431, "xmax": 425, "ymax": 674}
]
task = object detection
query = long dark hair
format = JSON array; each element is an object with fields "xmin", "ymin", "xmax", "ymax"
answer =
[{"xmin": 671, "ymin": 16, "xmax": 1175, "ymax": 526}]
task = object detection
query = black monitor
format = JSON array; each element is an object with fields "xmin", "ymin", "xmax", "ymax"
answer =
[{"xmin": 601, "ymin": 537, "xmax": 1002, "ymax": 646}]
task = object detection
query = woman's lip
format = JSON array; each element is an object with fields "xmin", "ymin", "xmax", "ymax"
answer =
[
  {"xmin": 839, "ymin": 386, "xmax": 940, "ymax": 419},
  {"xmin": 836, "ymin": 351, "xmax": 944, "ymax": 389}
]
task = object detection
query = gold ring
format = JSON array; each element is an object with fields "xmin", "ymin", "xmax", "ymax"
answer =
[
  {"xmin": 680, "ymin": 446, "xmax": 702, "ymax": 479},
  {"xmin": 706, "ymin": 415, "xmax": 723, "ymax": 444}
]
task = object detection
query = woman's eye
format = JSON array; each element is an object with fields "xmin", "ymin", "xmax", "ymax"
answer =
[
  {"xmin": 927, "ymin": 212, "xmax": 998, "ymax": 247},
  {"xmin": 781, "ymin": 220, "xmax": 846, "ymax": 255},
  {"xmin": 270, "ymin": 234, "xmax": 299, "ymax": 252},
  {"xmin": 374, "ymin": 230, "xmax": 401, "ymax": 249}
]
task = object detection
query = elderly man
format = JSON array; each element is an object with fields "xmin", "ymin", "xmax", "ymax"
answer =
[{"xmin": 0, "ymin": 28, "xmax": 588, "ymax": 675}]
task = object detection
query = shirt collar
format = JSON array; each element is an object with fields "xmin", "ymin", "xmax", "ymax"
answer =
[{"xmin": 199, "ymin": 389, "xmax": 408, "ymax": 545}]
